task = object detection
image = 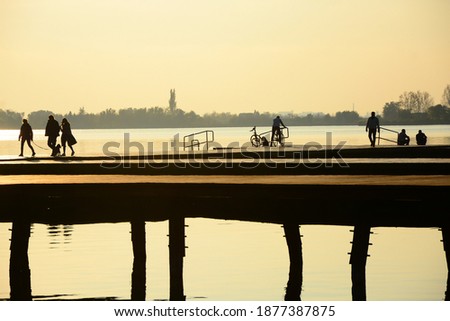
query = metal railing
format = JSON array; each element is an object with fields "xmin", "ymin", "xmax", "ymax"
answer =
[
  {"xmin": 260, "ymin": 127, "xmax": 290, "ymax": 141},
  {"xmin": 183, "ymin": 130, "xmax": 215, "ymax": 151},
  {"xmin": 378, "ymin": 127, "xmax": 399, "ymax": 145}
]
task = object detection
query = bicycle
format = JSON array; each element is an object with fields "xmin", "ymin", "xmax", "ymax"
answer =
[{"xmin": 249, "ymin": 126, "xmax": 270, "ymax": 147}]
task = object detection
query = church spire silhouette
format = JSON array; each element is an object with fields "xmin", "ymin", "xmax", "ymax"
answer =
[{"xmin": 169, "ymin": 89, "xmax": 177, "ymax": 113}]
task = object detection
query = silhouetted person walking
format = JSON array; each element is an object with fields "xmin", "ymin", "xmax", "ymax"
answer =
[
  {"xmin": 60, "ymin": 118, "xmax": 77, "ymax": 156},
  {"xmin": 45, "ymin": 115, "xmax": 60, "ymax": 156},
  {"xmin": 416, "ymin": 130, "xmax": 427, "ymax": 145},
  {"xmin": 397, "ymin": 129, "xmax": 410, "ymax": 145},
  {"xmin": 365, "ymin": 111, "xmax": 380, "ymax": 147},
  {"xmin": 271, "ymin": 115, "xmax": 286, "ymax": 146},
  {"xmin": 18, "ymin": 119, "xmax": 36, "ymax": 157}
]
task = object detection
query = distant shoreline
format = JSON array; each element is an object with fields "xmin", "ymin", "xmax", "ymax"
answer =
[
  {"xmin": 2, "ymin": 122, "xmax": 450, "ymax": 131},
  {"xmin": 2, "ymin": 106, "xmax": 450, "ymax": 130}
]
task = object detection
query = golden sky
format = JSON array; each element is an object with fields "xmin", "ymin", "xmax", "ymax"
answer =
[{"xmin": 1, "ymin": 0, "xmax": 449, "ymax": 116}]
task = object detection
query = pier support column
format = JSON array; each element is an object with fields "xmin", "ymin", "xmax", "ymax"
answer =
[
  {"xmin": 283, "ymin": 223, "xmax": 303, "ymax": 301},
  {"xmin": 442, "ymin": 226, "xmax": 450, "ymax": 301},
  {"xmin": 349, "ymin": 225, "xmax": 371, "ymax": 301},
  {"xmin": 131, "ymin": 220, "xmax": 146, "ymax": 301},
  {"xmin": 9, "ymin": 219, "xmax": 32, "ymax": 300},
  {"xmin": 169, "ymin": 215, "xmax": 186, "ymax": 301}
]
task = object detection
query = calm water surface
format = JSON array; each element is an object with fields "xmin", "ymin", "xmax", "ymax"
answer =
[
  {"xmin": 0, "ymin": 125, "xmax": 449, "ymax": 300},
  {"xmin": 0, "ymin": 221, "xmax": 447, "ymax": 301},
  {"xmin": 1, "ymin": 124, "xmax": 449, "ymax": 157}
]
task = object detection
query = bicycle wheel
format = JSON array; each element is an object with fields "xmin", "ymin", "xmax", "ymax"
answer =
[{"xmin": 250, "ymin": 134, "xmax": 261, "ymax": 147}]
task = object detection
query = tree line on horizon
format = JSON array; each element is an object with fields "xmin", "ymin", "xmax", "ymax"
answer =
[{"xmin": 1, "ymin": 85, "xmax": 449, "ymax": 130}]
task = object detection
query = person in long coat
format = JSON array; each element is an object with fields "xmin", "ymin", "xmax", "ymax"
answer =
[{"xmin": 60, "ymin": 118, "xmax": 77, "ymax": 156}]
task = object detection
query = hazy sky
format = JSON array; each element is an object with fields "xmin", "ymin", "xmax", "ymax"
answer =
[{"xmin": 1, "ymin": 0, "xmax": 449, "ymax": 116}]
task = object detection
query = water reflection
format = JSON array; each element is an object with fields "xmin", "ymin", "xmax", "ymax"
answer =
[
  {"xmin": 3, "ymin": 220, "xmax": 449, "ymax": 301},
  {"xmin": 47, "ymin": 225, "xmax": 73, "ymax": 249}
]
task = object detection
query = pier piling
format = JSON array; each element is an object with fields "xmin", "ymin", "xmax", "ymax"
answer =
[
  {"xmin": 283, "ymin": 223, "xmax": 303, "ymax": 301},
  {"xmin": 131, "ymin": 220, "xmax": 146, "ymax": 300},
  {"xmin": 9, "ymin": 219, "xmax": 32, "ymax": 300},
  {"xmin": 442, "ymin": 226, "xmax": 450, "ymax": 301},
  {"xmin": 349, "ymin": 225, "xmax": 371, "ymax": 301},
  {"xmin": 169, "ymin": 215, "xmax": 186, "ymax": 301}
]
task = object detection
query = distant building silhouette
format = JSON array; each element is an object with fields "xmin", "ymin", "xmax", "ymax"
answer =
[{"xmin": 169, "ymin": 89, "xmax": 177, "ymax": 113}]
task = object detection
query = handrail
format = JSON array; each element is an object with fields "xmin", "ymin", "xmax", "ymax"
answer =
[
  {"xmin": 183, "ymin": 130, "xmax": 214, "ymax": 151},
  {"xmin": 378, "ymin": 127, "xmax": 399, "ymax": 145},
  {"xmin": 379, "ymin": 126, "xmax": 399, "ymax": 134},
  {"xmin": 379, "ymin": 137, "xmax": 398, "ymax": 144},
  {"xmin": 260, "ymin": 127, "xmax": 290, "ymax": 140}
]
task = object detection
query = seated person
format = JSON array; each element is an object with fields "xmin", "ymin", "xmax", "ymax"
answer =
[
  {"xmin": 397, "ymin": 129, "xmax": 410, "ymax": 145},
  {"xmin": 416, "ymin": 130, "xmax": 427, "ymax": 145}
]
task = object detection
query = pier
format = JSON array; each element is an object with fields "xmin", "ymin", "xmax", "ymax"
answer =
[{"xmin": 1, "ymin": 145, "xmax": 450, "ymax": 301}]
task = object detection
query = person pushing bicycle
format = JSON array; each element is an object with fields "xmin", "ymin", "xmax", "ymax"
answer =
[{"xmin": 271, "ymin": 116, "xmax": 286, "ymax": 146}]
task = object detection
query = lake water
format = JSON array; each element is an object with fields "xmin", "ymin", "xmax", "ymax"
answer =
[
  {"xmin": 0, "ymin": 125, "xmax": 449, "ymax": 301},
  {"xmin": 1, "ymin": 124, "xmax": 450, "ymax": 157},
  {"xmin": 0, "ymin": 222, "xmax": 447, "ymax": 301}
]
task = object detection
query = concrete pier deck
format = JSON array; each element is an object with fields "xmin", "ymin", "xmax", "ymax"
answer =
[
  {"xmin": 0, "ymin": 176, "xmax": 448, "ymax": 227},
  {"xmin": 1, "ymin": 145, "xmax": 449, "ymax": 175},
  {"xmin": 2, "ymin": 145, "xmax": 450, "ymax": 301},
  {"xmin": 1, "ymin": 145, "xmax": 449, "ymax": 227}
]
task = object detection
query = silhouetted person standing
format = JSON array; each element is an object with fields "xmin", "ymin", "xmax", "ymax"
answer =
[
  {"xmin": 397, "ymin": 129, "xmax": 410, "ymax": 145},
  {"xmin": 416, "ymin": 130, "xmax": 427, "ymax": 145},
  {"xmin": 271, "ymin": 115, "xmax": 286, "ymax": 146},
  {"xmin": 18, "ymin": 119, "xmax": 36, "ymax": 157},
  {"xmin": 365, "ymin": 111, "xmax": 380, "ymax": 147},
  {"xmin": 60, "ymin": 118, "xmax": 77, "ymax": 156},
  {"xmin": 45, "ymin": 115, "xmax": 60, "ymax": 156}
]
